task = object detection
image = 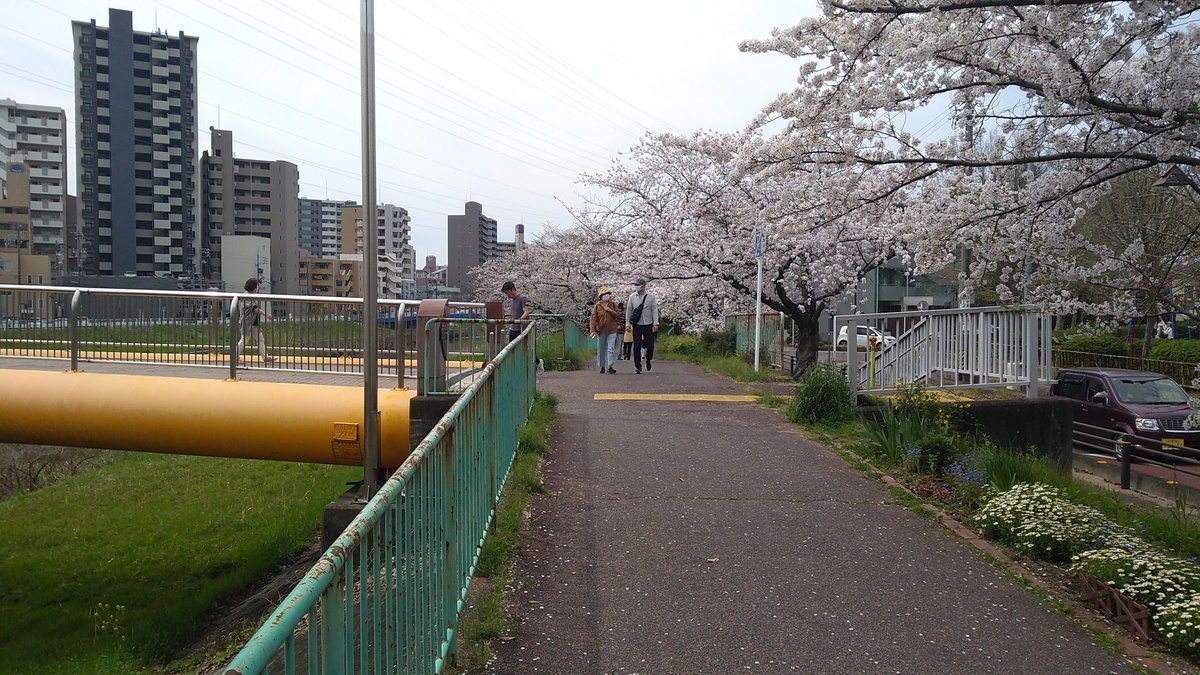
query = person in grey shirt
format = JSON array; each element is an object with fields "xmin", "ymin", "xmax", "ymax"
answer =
[
  {"xmin": 625, "ymin": 277, "xmax": 659, "ymax": 374},
  {"xmin": 502, "ymin": 281, "xmax": 531, "ymax": 342}
]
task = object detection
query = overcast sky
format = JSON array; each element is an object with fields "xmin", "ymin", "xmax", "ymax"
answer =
[{"xmin": 2, "ymin": 0, "xmax": 811, "ymax": 264}]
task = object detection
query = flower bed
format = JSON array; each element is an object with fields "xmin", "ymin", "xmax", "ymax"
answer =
[
  {"xmin": 851, "ymin": 382, "xmax": 1200, "ymax": 664},
  {"xmin": 978, "ymin": 481, "xmax": 1200, "ymax": 654}
]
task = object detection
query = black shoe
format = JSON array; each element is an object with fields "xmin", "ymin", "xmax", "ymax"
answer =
[
  {"xmin": 646, "ymin": 360, "xmax": 652, "ymax": 371},
  {"xmin": 635, "ymin": 368, "xmax": 642, "ymax": 374},
  {"xmin": 599, "ymin": 367, "xmax": 606, "ymax": 374},
  {"xmin": 607, "ymin": 367, "xmax": 615, "ymax": 374}
]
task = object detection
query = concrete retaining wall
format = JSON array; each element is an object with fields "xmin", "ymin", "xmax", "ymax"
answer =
[{"xmin": 860, "ymin": 398, "xmax": 1074, "ymax": 473}]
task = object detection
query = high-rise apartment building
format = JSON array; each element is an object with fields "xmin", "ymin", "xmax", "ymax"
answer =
[
  {"xmin": 72, "ymin": 8, "xmax": 200, "ymax": 278},
  {"xmin": 201, "ymin": 129, "xmax": 300, "ymax": 294},
  {"xmin": 447, "ymin": 201, "xmax": 497, "ymax": 298},
  {"xmin": 447, "ymin": 202, "xmax": 522, "ymax": 298},
  {"xmin": 0, "ymin": 100, "xmax": 68, "ymax": 274},
  {"xmin": 298, "ymin": 197, "xmax": 356, "ymax": 259}
]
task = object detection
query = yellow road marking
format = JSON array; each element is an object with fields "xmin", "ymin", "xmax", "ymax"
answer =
[{"xmin": 594, "ymin": 393, "xmax": 758, "ymax": 402}]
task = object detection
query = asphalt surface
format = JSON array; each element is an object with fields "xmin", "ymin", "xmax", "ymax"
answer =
[{"xmin": 491, "ymin": 359, "xmax": 1138, "ymax": 675}]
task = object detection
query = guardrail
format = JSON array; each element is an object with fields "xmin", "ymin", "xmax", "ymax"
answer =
[
  {"xmin": 0, "ymin": 284, "xmax": 486, "ymax": 383},
  {"xmin": 1072, "ymin": 420, "xmax": 1200, "ymax": 489},
  {"xmin": 222, "ymin": 323, "xmax": 537, "ymax": 675}
]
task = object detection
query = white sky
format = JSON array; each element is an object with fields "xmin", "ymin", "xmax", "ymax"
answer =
[{"xmin": 1, "ymin": 0, "xmax": 811, "ymax": 264}]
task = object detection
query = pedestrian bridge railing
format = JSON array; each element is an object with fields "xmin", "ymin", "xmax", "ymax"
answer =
[
  {"xmin": 0, "ymin": 284, "xmax": 486, "ymax": 383},
  {"xmin": 222, "ymin": 324, "xmax": 537, "ymax": 675},
  {"xmin": 836, "ymin": 306, "xmax": 1052, "ymax": 399}
]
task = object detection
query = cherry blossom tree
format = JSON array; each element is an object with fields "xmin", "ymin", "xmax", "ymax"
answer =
[
  {"xmin": 575, "ymin": 131, "xmax": 907, "ymax": 374},
  {"xmin": 739, "ymin": 1, "xmax": 1200, "ymax": 313}
]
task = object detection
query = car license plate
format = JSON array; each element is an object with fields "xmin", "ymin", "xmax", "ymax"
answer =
[{"xmin": 1163, "ymin": 438, "xmax": 1185, "ymax": 449}]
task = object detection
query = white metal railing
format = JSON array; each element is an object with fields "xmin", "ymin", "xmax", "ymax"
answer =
[
  {"xmin": 835, "ymin": 306, "xmax": 1052, "ymax": 400},
  {"xmin": 0, "ymin": 284, "xmax": 486, "ymax": 386}
]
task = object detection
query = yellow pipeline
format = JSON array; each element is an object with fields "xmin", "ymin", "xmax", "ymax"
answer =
[{"xmin": 0, "ymin": 370, "xmax": 416, "ymax": 469}]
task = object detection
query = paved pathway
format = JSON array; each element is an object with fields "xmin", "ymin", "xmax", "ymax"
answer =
[{"xmin": 492, "ymin": 359, "xmax": 1139, "ymax": 674}]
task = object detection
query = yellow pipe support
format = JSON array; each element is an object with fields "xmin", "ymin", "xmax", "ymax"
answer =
[{"xmin": 0, "ymin": 370, "xmax": 416, "ymax": 469}]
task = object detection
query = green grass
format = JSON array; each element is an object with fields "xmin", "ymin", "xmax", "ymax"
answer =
[
  {"xmin": 452, "ymin": 391, "xmax": 557, "ymax": 671},
  {"xmin": 0, "ymin": 454, "xmax": 359, "ymax": 674}
]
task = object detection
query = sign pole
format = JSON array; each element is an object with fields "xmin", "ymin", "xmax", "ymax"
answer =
[{"xmin": 754, "ymin": 230, "xmax": 764, "ymax": 372}]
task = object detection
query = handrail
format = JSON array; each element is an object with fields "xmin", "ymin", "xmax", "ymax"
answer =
[
  {"xmin": 222, "ymin": 320, "xmax": 536, "ymax": 674},
  {"xmin": 0, "ymin": 284, "xmax": 484, "ymax": 385},
  {"xmin": 837, "ymin": 306, "xmax": 1051, "ymax": 400}
]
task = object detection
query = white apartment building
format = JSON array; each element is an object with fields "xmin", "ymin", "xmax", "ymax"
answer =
[{"xmin": 0, "ymin": 99, "xmax": 68, "ymax": 272}]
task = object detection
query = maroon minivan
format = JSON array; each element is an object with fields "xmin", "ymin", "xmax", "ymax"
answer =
[{"xmin": 1051, "ymin": 368, "xmax": 1200, "ymax": 457}]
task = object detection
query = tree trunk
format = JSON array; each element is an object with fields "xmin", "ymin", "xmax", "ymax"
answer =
[
  {"xmin": 1142, "ymin": 316, "xmax": 1154, "ymax": 359},
  {"xmin": 788, "ymin": 309, "xmax": 823, "ymax": 378}
]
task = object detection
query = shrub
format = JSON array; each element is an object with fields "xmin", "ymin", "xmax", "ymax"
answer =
[
  {"xmin": 906, "ymin": 429, "xmax": 963, "ymax": 475},
  {"xmin": 661, "ymin": 334, "xmax": 701, "ymax": 357},
  {"xmin": 1149, "ymin": 340, "xmax": 1200, "ymax": 366},
  {"xmin": 1060, "ymin": 334, "xmax": 1129, "ymax": 356},
  {"xmin": 860, "ymin": 405, "xmax": 941, "ymax": 466},
  {"xmin": 893, "ymin": 380, "xmax": 941, "ymax": 419},
  {"xmin": 787, "ymin": 362, "xmax": 854, "ymax": 425},
  {"xmin": 978, "ymin": 444, "xmax": 1063, "ymax": 493},
  {"xmin": 699, "ymin": 328, "xmax": 737, "ymax": 356}
]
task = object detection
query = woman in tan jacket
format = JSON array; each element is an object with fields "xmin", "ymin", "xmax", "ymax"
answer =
[{"xmin": 589, "ymin": 286, "xmax": 622, "ymax": 374}]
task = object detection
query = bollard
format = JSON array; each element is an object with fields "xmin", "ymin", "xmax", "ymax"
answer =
[
  {"xmin": 485, "ymin": 301, "xmax": 504, "ymax": 359},
  {"xmin": 1119, "ymin": 436, "xmax": 1132, "ymax": 490}
]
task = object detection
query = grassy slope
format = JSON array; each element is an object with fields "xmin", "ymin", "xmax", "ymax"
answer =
[{"xmin": 0, "ymin": 454, "xmax": 359, "ymax": 674}]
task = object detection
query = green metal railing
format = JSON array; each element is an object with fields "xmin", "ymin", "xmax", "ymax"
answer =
[
  {"xmin": 222, "ymin": 325, "xmax": 536, "ymax": 675},
  {"xmin": 725, "ymin": 311, "xmax": 784, "ymax": 371},
  {"xmin": 529, "ymin": 312, "xmax": 593, "ymax": 357}
]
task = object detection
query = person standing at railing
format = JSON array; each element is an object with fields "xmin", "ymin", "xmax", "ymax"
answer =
[
  {"xmin": 589, "ymin": 286, "xmax": 622, "ymax": 374},
  {"xmin": 626, "ymin": 277, "xmax": 659, "ymax": 374},
  {"xmin": 501, "ymin": 281, "xmax": 531, "ymax": 343},
  {"xmin": 238, "ymin": 278, "xmax": 274, "ymax": 365}
]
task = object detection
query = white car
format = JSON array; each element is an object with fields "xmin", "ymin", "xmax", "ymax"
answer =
[{"xmin": 836, "ymin": 325, "xmax": 896, "ymax": 349}]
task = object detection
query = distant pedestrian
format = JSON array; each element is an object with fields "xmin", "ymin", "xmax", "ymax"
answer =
[
  {"xmin": 626, "ymin": 277, "xmax": 659, "ymax": 374},
  {"xmin": 589, "ymin": 286, "xmax": 621, "ymax": 374},
  {"xmin": 237, "ymin": 278, "xmax": 274, "ymax": 365},
  {"xmin": 622, "ymin": 321, "xmax": 633, "ymax": 360},
  {"xmin": 502, "ymin": 281, "xmax": 531, "ymax": 342}
]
